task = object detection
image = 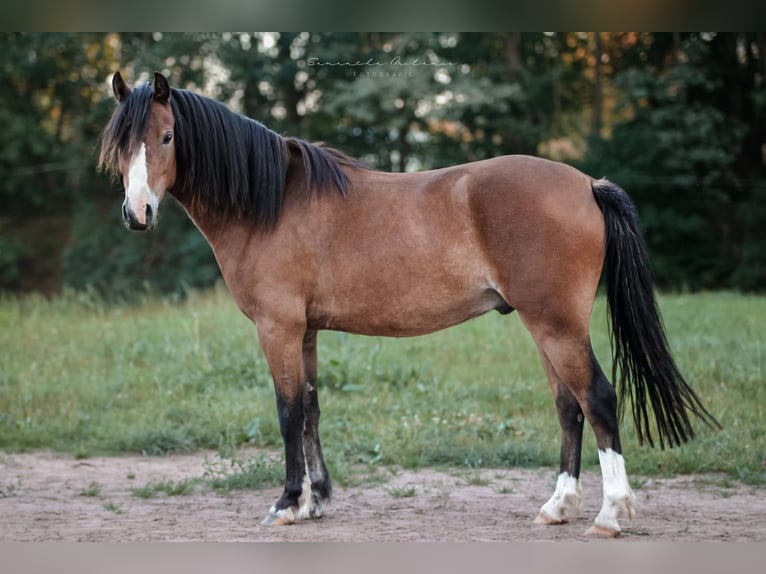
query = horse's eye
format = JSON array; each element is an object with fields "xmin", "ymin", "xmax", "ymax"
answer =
[{"xmin": 162, "ymin": 132, "xmax": 173, "ymax": 145}]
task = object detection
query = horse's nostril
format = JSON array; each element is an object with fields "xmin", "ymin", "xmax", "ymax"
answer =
[
  {"xmin": 122, "ymin": 202, "xmax": 129, "ymax": 222},
  {"xmin": 145, "ymin": 203, "xmax": 154, "ymax": 223}
]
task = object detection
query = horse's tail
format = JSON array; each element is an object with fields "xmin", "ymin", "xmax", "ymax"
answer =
[{"xmin": 591, "ymin": 178, "xmax": 720, "ymax": 448}]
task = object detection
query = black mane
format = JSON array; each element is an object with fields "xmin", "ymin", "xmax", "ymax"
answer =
[{"xmin": 99, "ymin": 82, "xmax": 366, "ymax": 226}]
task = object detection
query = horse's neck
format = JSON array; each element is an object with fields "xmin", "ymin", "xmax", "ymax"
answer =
[{"xmin": 172, "ymin": 192, "xmax": 253, "ymax": 275}]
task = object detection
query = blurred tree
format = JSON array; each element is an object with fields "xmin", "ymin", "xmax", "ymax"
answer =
[
  {"xmin": 0, "ymin": 33, "xmax": 117, "ymax": 214},
  {"xmin": 579, "ymin": 32, "xmax": 765, "ymax": 290},
  {"xmin": 0, "ymin": 33, "xmax": 119, "ymax": 291}
]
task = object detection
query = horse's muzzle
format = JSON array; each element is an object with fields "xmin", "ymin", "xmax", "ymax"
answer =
[{"xmin": 122, "ymin": 202, "xmax": 155, "ymax": 231}]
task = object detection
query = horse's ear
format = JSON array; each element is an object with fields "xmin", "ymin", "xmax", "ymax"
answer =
[
  {"xmin": 153, "ymin": 72, "xmax": 170, "ymax": 104},
  {"xmin": 112, "ymin": 71, "xmax": 130, "ymax": 102}
]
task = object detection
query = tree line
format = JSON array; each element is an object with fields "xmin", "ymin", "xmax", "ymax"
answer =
[{"xmin": 1, "ymin": 32, "xmax": 764, "ymax": 296}]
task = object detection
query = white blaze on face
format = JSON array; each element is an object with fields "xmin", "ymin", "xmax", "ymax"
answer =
[
  {"xmin": 593, "ymin": 448, "xmax": 636, "ymax": 532},
  {"xmin": 125, "ymin": 143, "xmax": 159, "ymax": 225}
]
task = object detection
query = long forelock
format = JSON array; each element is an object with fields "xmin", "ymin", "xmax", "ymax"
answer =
[{"xmin": 98, "ymin": 83, "xmax": 153, "ymax": 177}]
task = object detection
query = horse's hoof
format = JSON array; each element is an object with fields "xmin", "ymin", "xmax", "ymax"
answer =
[
  {"xmin": 585, "ymin": 524, "xmax": 621, "ymax": 538},
  {"xmin": 261, "ymin": 508, "xmax": 295, "ymax": 526},
  {"xmin": 534, "ymin": 512, "xmax": 566, "ymax": 525}
]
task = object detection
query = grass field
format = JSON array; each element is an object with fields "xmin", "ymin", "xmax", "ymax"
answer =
[{"xmin": 1, "ymin": 285, "xmax": 764, "ymax": 484}]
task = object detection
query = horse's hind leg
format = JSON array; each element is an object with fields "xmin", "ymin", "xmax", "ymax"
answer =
[
  {"xmin": 533, "ymin": 350, "xmax": 585, "ymax": 525},
  {"xmin": 584, "ymin": 353, "xmax": 636, "ymax": 537},
  {"xmin": 520, "ymin": 311, "xmax": 636, "ymax": 537}
]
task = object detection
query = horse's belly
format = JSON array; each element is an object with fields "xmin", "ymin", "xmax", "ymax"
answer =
[{"xmin": 313, "ymin": 286, "xmax": 506, "ymax": 337}]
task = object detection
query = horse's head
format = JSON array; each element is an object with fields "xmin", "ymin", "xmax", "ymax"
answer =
[{"xmin": 101, "ymin": 72, "xmax": 176, "ymax": 231}]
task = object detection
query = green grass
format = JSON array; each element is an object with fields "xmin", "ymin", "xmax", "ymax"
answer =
[
  {"xmin": 462, "ymin": 472, "xmax": 492, "ymax": 487},
  {"xmin": 102, "ymin": 501, "xmax": 124, "ymax": 514},
  {"xmin": 386, "ymin": 486, "xmax": 417, "ymax": 498},
  {"xmin": 79, "ymin": 480, "xmax": 102, "ymax": 497},
  {"xmin": 1, "ymin": 285, "xmax": 765, "ymax": 485},
  {"xmin": 202, "ymin": 448, "xmax": 284, "ymax": 492},
  {"xmin": 0, "ymin": 479, "xmax": 19, "ymax": 498},
  {"xmin": 130, "ymin": 478, "xmax": 199, "ymax": 499}
]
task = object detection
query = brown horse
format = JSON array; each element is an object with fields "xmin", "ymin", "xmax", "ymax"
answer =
[{"xmin": 99, "ymin": 72, "xmax": 718, "ymax": 537}]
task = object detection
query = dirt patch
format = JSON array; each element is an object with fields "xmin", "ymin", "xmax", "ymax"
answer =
[{"xmin": 1, "ymin": 450, "xmax": 764, "ymax": 541}]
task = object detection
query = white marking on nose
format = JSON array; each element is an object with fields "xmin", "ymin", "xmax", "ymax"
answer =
[
  {"xmin": 128, "ymin": 143, "xmax": 148, "ymax": 194},
  {"xmin": 125, "ymin": 143, "xmax": 158, "ymax": 224}
]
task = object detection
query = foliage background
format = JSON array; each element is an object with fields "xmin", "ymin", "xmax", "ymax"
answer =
[{"xmin": 2, "ymin": 32, "xmax": 766, "ymax": 296}]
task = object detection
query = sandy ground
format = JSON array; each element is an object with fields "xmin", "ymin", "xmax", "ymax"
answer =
[{"xmin": 1, "ymin": 450, "xmax": 764, "ymax": 542}]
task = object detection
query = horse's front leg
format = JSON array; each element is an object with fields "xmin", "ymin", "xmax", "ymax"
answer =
[
  {"xmin": 258, "ymin": 319, "xmax": 318, "ymax": 526},
  {"xmin": 301, "ymin": 330, "xmax": 332, "ymax": 518}
]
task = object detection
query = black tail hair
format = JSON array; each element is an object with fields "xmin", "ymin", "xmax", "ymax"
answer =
[{"xmin": 592, "ymin": 179, "xmax": 720, "ymax": 448}]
